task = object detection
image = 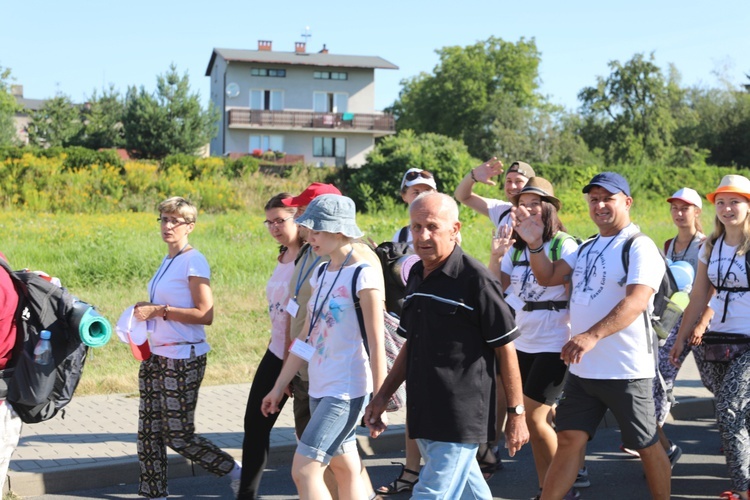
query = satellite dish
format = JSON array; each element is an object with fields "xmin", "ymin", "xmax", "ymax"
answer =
[{"xmin": 225, "ymin": 82, "xmax": 240, "ymax": 98}]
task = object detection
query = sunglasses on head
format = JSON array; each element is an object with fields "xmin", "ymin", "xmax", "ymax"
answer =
[{"xmin": 404, "ymin": 170, "xmax": 433, "ymax": 182}]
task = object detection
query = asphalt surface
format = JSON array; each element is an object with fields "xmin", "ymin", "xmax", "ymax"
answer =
[{"xmin": 25, "ymin": 415, "xmax": 729, "ymax": 500}]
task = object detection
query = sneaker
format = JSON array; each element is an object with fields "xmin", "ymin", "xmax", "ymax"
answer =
[
  {"xmin": 667, "ymin": 443, "xmax": 683, "ymax": 469},
  {"xmin": 619, "ymin": 443, "xmax": 640, "ymax": 458},
  {"xmin": 562, "ymin": 487, "xmax": 581, "ymax": 500},
  {"xmin": 573, "ymin": 466, "xmax": 590, "ymax": 488}
]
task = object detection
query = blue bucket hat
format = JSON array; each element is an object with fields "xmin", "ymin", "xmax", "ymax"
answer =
[
  {"xmin": 294, "ymin": 194, "xmax": 364, "ymax": 238},
  {"xmin": 582, "ymin": 172, "xmax": 631, "ymax": 197}
]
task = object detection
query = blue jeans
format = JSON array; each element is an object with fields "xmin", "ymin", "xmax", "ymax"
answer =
[
  {"xmin": 296, "ymin": 395, "xmax": 366, "ymax": 465},
  {"xmin": 413, "ymin": 439, "xmax": 492, "ymax": 499}
]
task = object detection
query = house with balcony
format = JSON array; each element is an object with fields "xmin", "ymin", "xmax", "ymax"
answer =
[{"xmin": 205, "ymin": 41, "xmax": 398, "ymax": 167}]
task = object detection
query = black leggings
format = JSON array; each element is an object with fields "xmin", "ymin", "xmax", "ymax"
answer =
[{"xmin": 238, "ymin": 349, "xmax": 288, "ymax": 499}]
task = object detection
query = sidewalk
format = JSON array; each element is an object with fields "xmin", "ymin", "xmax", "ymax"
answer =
[{"xmin": 4, "ymin": 355, "xmax": 714, "ymax": 497}]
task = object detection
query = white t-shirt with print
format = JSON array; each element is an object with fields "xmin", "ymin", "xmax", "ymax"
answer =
[
  {"xmin": 562, "ymin": 224, "xmax": 664, "ymax": 379},
  {"xmin": 148, "ymin": 249, "xmax": 212, "ymax": 359},
  {"xmin": 701, "ymin": 237, "xmax": 750, "ymax": 334},
  {"xmin": 306, "ymin": 262, "xmax": 385, "ymax": 400},
  {"xmin": 501, "ymin": 236, "xmax": 578, "ymax": 353},
  {"xmin": 266, "ymin": 258, "xmax": 295, "ymax": 360},
  {"xmin": 487, "ymin": 198, "xmax": 513, "ymax": 229}
]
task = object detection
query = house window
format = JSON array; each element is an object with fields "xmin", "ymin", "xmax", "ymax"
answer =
[
  {"xmin": 251, "ymin": 68, "xmax": 286, "ymax": 77},
  {"xmin": 313, "ymin": 92, "xmax": 348, "ymax": 113},
  {"xmin": 313, "ymin": 137, "xmax": 346, "ymax": 158},
  {"xmin": 250, "ymin": 89, "xmax": 283, "ymax": 110},
  {"xmin": 250, "ymin": 135, "xmax": 284, "ymax": 152},
  {"xmin": 314, "ymin": 71, "xmax": 347, "ymax": 80}
]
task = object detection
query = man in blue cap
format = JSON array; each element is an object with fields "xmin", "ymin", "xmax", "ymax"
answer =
[{"xmin": 513, "ymin": 172, "xmax": 672, "ymax": 500}]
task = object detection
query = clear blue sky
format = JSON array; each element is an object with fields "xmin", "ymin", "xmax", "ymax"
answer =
[{"xmin": 3, "ymin": 0, "xmax": 749, "ymax": 112}]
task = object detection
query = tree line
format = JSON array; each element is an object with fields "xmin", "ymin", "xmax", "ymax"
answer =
[
  {"xmin": 0, "ymin": 64, "xmax": 217, "ymax": 160},
  {"xmin": 2, "ymin": 37, "xmax": 749, "ymax": 167}
]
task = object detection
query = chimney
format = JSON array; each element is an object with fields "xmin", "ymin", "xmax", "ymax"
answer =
[
  {"xmin": 258, "ymin": 40, "xmax": 272, "ymax": 51},
  {"xmin": 295, "ymin": 42, "xmax": 306, "ymax": 53},
  {"xmin": 319, "ymin": 44, "xmax": 328, "ymax": 54},
  {"xmin": 10, "ymin": 85, "xmax": 23, "ymax": 97}
]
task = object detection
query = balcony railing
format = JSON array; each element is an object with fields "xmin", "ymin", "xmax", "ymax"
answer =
[{"xmin": 228, "ymin": 109, "xmax": 395, "ymax": 133}]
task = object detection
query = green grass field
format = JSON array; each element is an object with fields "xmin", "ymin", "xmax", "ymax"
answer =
[{"xmin": 0, "ymin": 190, "xmax": 715, "ymax": 396}]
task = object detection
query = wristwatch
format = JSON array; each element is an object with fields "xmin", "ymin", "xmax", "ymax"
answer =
[{"xmin": 507, "ymin": 404, "xmax": 525, "ymax": 415}]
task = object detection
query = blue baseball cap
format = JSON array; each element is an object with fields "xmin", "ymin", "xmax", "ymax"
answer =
[{"xmin": 582, "ymin": 172, "xmax": 631, "ymax": 197}]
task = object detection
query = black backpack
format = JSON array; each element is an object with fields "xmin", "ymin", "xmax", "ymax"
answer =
[
  {"xmin": 0, "ymin": 259, "xmax": 90, "ymax": 423},
  {"xmin": 372, "ymin": 241, "xmax": 413, "ymax": 317}
]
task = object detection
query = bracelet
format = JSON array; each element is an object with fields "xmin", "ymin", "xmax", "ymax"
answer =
[
  {"xmin": 470, "ymin": 169, "xmax": 478, "ymax": 183},
  {"xmin": 528, "ymin": 244, "xmax": 544, "ymax": 254},
  {"xmin": 163, "ymin": 305, "xmax": 170, "ymax": 320}
]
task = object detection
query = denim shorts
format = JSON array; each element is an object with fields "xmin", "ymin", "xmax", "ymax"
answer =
[{"xmin": 296, "ymin": 395, "xmax": 367, "ymax": 465}]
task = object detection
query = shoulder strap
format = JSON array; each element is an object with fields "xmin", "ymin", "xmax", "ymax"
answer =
[
  {"xmin": 316, "ymin": 261, "xmax": 328, "ymax": 280},
  {"xmin": 397, "ymin": 226, "xmax": 409, "ymax": 243},
  {"xmin": 549, "ymin": 232, "xmax": 575, "ymax": 262},
  {"xmin": 576, "ymin": 235, "xmax": 597, "ymax": 256},
  {"xmin": 510, "ymin": 248, "xmax": 523, "ymax": 266},
  {"xmin": 497, "ymin": 207, "xmax": 512, "ymax": 227},
  {"xmin": 663, "ymin": 238, "xmax": 673, "ymax": 256},
  {"xmin": 350, "ymin": 263, "xmax": 371, "ymax": 357},
  {"xmin": 620, "ymin": 232, "xmax": 643, "ymax": 271}
]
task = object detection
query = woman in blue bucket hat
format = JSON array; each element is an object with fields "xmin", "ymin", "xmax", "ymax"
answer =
[{"xmin": 261, "ymin": 194, "xmax": 387, "ymax": 499}]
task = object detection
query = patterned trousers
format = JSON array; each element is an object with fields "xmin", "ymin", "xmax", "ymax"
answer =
[
  {"xmin": 701, "ymin": 349, "xmax": 750, "ymax": 493},
  {"xmin": 137, "ymin": 352, "xmax": 235, "ymax": 498}
]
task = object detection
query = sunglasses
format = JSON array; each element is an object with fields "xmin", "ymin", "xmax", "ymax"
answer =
[{"xmin": 404, "ymin": 170, "xmax": 434, "ymax": 182}]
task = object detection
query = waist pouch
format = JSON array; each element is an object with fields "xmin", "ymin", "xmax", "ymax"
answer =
[{"xmin": 702, "ymin": 332, "xmax": 750, "ymax": 363}]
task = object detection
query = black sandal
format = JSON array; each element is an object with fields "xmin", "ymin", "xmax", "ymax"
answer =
[
  {"xmin": 376, "ymin": 462, "xmax": 419, "ymax": 495},
  {"xmin": 476, "ymin": 446, "xmax": 502, "ymax": 481}
]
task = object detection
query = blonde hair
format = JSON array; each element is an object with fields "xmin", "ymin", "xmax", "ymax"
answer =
[
  {"xmin": 703, "ymin": 206, "xmax": 750, "ymax": 258},
  {"xmin": 158, "ymin": 197, "xmax": 197, "ymax": 223}
]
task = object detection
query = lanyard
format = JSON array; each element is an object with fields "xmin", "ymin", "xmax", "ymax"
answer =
[
  {"xmin": 670, "ymin": 234, "xmax": 695, "ymax": 263},
  {"xmin": 307, "ymin": 250, "xmax": 353, "ymax": 338},
  {"xmin": 717, "ymin": 236, "xmax": 739, "ymax": 323},
  {"xmin": 581, "ymin": 232, "xmax": 620, "ymax": 290},
  {"xmin": 149, "ymin": 242, "xmax": 189, "ymax": 302},
  {"xmin": 294, "ymin": 247, "xmax": 321, "ymax": 299}
]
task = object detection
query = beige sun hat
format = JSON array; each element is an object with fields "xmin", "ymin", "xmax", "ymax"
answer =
[
  {"xmin": 511, "ymin": 177, "xmax": 561, "ymax": 211},
  {"xmin": 706, "ymin": 175, "xmax": 750, "ymax": 204}
]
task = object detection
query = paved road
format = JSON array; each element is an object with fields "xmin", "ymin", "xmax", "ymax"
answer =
[{"xmin": 26, "ymin": 416, "xmax": 728, "ymax": 500}]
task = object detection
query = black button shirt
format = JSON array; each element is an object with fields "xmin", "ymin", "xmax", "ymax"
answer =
[{"xmin": 400, "ymin": 245, "xmax": 518, "ymax": 444}]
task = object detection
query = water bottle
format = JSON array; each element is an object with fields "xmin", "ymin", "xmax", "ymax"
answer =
[{"xmin": 34, "ymin": 330, "xmax": 53, "ymax": 365}]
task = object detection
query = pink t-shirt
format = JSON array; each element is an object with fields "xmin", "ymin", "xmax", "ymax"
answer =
[{"xmin": 266, "ymin": 258, "xmax": 295, "ymax": 359}]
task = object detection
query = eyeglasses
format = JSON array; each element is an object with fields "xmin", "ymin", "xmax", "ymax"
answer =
[
  {"xmin": 263, "ymin": 216, "xmax": 294, "ymax": 228},
  {"xmin": 404, "ymin": 170, "xmax": 433, "ymax": 182},
  {"xmin": 157, "ymin": 217, "xmax": 191, "ymax": 227}
]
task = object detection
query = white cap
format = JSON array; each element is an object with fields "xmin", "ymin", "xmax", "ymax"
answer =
[
  {"xmin": 667, "ymin": 187, "xmax": 702, "ymax": 209},
  {"xmin": 400, "ymin": 168, "xmax": 437, "ymax": 191}
]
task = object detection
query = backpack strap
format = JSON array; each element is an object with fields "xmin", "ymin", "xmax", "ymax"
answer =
[
  {"xmin": 397, "ymin": 226, "xmax": 409, "ymax": 244},
  {"xmin": 497, "ymin": 207, "xmax": 512, "ymax": 228},
  {"xmin": 663, "ymin": 238, "xmax": 673, "ymax": 256},
  {"xmin": 351, "ymin": 263, "xmax": 371, "ymax": 357}
]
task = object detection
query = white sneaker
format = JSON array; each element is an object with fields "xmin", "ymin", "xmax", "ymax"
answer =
[{"xmin": 573, "ymin": 466, "xmax": 590, "ymax": 488}]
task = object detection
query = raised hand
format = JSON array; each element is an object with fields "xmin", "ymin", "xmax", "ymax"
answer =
[
  {"xmin": 491, "ymin": 224, "xmax": 515, "ymax": 263},
  {"xmin": 472, "ymin": 157, "xmax": 504, "ymax": 186},
  {"xmin": 511, "ymin": 206, "xmax": 544, "ymax": 246}
]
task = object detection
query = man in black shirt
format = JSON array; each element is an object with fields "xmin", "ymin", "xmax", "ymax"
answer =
[{"xmin": 366, "ymin": 192, "xmax": 528, "ymax": 499}]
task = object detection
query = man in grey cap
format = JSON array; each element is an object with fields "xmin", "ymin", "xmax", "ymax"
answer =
[{"xmin": 513, "ymin": 172, "xmax": 671, "ymax": 500}]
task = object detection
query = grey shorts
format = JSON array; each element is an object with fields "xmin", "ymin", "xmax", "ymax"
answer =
[{"xmin": 555, "ymin": 374, "xmax": 659, "ymax": 450}]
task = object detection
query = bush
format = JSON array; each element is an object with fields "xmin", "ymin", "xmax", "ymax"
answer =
[{"xmin": 347, "ymin": 130, "xmax": 477, "ymax": 212}]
